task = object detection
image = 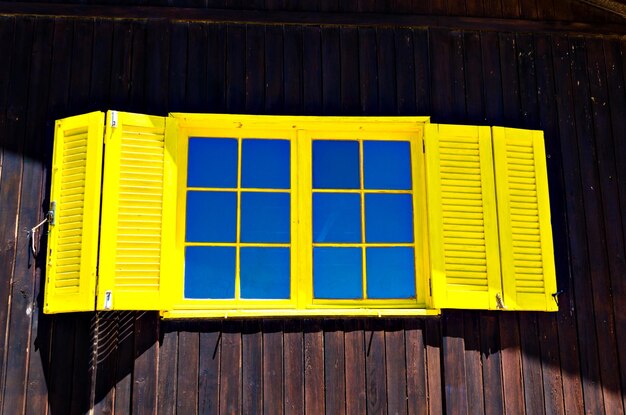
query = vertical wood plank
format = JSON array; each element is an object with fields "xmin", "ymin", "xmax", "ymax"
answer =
[
  {"xmin": 177, "ymin": 329, "xmax": 200, "ymax": 415},
  {"xmin": 395, "ymin": 28, "xmax": 417, "ymax": 115},
  {"xmin": 283, "ymin": 25, "xmax": 302, "ymax": 114},
  {"xmin": 463, "ymin": 312, "xmax": 485, "ymax": 415},
  {"xmin": 429, "ymin": 29, "xmax": 452, "ymax": 122},
  {"xmin": 47, "ymin": 316, "xmax": 76, "ymax": 415},
  {"xmin": 128, "ymin": 21, "xmax": 146, "ymax": 112},
  {"xmin": 186, "ymin": 22, "xmax": 208, "ymax": 111},
  {"xmin": 220, "ymin": 320, "xmax": 242, "ymax": 415},
  {"xmin": 132, "ymin": 313, "xmax": 159, "ymax": 415},
  {"xmin": 265, "ymin": 25, "xmax": 284, "ymax": 113},
  {"xmin": 358, "ymin": 27, "xmax": 378, "ymax": 115},
  {"xmin": 157, "ymin": 323, "xmax": 178, "ymax": 415},
  {"xmin": 344, "ymin": 319, "xmax": 366, "ymax": 415},
  {"xmin": 442, "ymin": 311, "xmax": 469, "ymax": 415},
  {"xmin": 321, "ymin": 26, "xmax": 340, "ymax": 114},
  {"xmin": 245, "ymin": 24, "xmax": 265, "ymax": 114},
  {"xmin": 242, "ymin": 320, "xmax": 262, "ymax": 415},
  {"xmin": 226, "ymin": 24, "xmax": 246, "ymax": 113},
  {"xmin": 385, "ymin": 319, "xmax": 407, "ymax": 415},
  {"xmin": 519, "ymin": 314, "xmax": 546, "ymax": 415},
  {"xmin": 366, "ymin": 319, "xmax": 387, "ymax": 415},
  {"xmin": 498, "ymin": 33, "xmax": 521, "ymax": 127},
  {"xmin": 89, "ymin": 19, "xmax": 114, "ymax": 110},
  {"xmin": 263, "ymin": 320, "xmax": 284, "ymax": 415},
  {"xmin": 69, "ymin": 315, "xmax": 93, "ymax": 415},
  {"xmin": 425, "ymin": 319, "xmax": 443, "ymax": 415},
  {"xmin": 304, "ymin": 320, "xmax": 324, "ymax": 415},
  {"xmin": 480, "ymin": 313, "xmax": 504, "ymax": 415},
  {"xmin": 340, "ymin": 27, "xmax": 360, "ymax": 114},
  {"xmin": 405, "ymin": 319, "xmax": 427, "ymax": 415},
  {"xmin": 466, "ymin": 0, "xmax": 484, "ymax": 16},
  {"xmin": 499, "ymin": 313, "xmax": 525, "ymax": 414},
  {"xmin": 284, "ymin": 320, "xmax": 304, "ymax": 414},
  {"xmin": 376, "ymin": 28, "xmax": 397, "ymax": 114},
  {"xmin": 302, "ymin": 26, "xmax": 322, "ymax": 115},
  {"xmin": 207, "ymin": 23, "xmax": 227, "ymax": 113},
  {"xmin": 144, "ymin": 19, "xmax": 169, "ymax": 114},
  {"xmin": 501, "ymin": 0, "xmax": 520, "ymax": 17},
  {"xmin": 109, "ymin": 20, "xmax": 133, "ymax": 109},
  {"xmin": 324, "ymin": 320, "xmax": 346, "ymax": 415},
  {"xmin": 480, "ymin": 32, "xmax": 504, "ymax": 124},
  {"xmin": 412, "ymin": 29, "xmax": 431, "ymax": 116},
  {"xmin": 198, "ymin": 322, "xmax": 222, "ymax": 415},
  {"xmin": 168, "ymin": 22, "xmax": 187, "ymax": 112},
  {"xmin": 463, "ymin": 31, "xmax": 485, "ymax": 124}
]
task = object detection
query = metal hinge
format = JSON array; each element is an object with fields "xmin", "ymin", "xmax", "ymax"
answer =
[
  {"xmin": 48, "ymin": 201, "xmax": 56, "ymax": 225},
  {"xmin": 495, "ymin": 293, "xmax": 507, "ymax": 310},
  {"xmin": 110, "ymin": 111, "xmax": 118, "ymax": 128}
]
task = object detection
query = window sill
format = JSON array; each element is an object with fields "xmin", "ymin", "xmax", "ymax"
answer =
[{"xmin": 160, "ymin": 308, "xmax": 441, "ymax": 319}]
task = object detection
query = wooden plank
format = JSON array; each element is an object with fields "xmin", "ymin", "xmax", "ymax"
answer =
[
  {"xmin": 283, "ymin": 319, "xmax": 304, "ymax": 414},
  {"xmin": 358, "ymin": 27, "xmax": 378, "ymax": 114},
  {"xmin": 550, "ymin": 35, "xmax": 588, "ymax": 415},
  {"xmin": 69, "ymin": 314, "xmax": 93, "ymax": 414},
  {"xmin": 498, "ymin": 33, "xmax": 522, "ymax": 127},
  {"xmin": 498, "ymin": 313, "xmax": 525, "ymax": 414},
  {"xmin": 520, "ymin": 0, "xmax": 539, "ymax": 19},
  {"xmin": 68, "ymin": 19, "xmax": 93, "ymax": 111},
  {"xmin": 113, "ymin": 312, "xmax": 137, "ymax": 415},
  {"xmin": 425, "ymin": 319, "xmax": 443, "ymax": 415},
  {"xmin": 412, "ymin": 29, "xmax": 430, "ymax": 115},
  {"xmin": 480, "ymin": 31, "xmax": 504, "ymax": 124},
  {"xmin": 198, "ymin": 322, "xmax": 222, "ymax": 415},
  {"xmin": 47, "ymin": 316, "xmax": 76, "ymax": 414},
  {"xmin": 283, "ymin": 25, "xmax": 302, "ymax": 114},
  {"xmin": 479, "ymin": 312, "xmax": 504, "ymax": 415},
  {"xmin": 321, "ymin": 26, "xmax": 340, "ymax": 114},
  {"xmin": 128, "ymin": 21, "xmax": 146, "ymax": 112},
  {"xmin": 177, "ymin": 329, "xmax": 200, "ymax": 415},
  {"xmin": 344, "ymin": 319, "xmax": 366, "ymax": 415},
  {"xmin": 242, "ymin": 320, "xmax": 263, "ymax": 415},
  {"xmin": 395, "ymin": 28, "xmax": 417, "ymax": 115},
  {"xmin": 518, "ymin": 314, "xmax": 546, "ymax": 415},
  {"xmin": 220, "ymin": 320, "xmax": 242, "ymax": 414},
  {"xmin": 603, "ymin": 37, "xmax": 626, "ymax": 414},
  {"xmin": 583, "ymin": 37, "xmax": 625, "ymax": 415},
  {"xmin": 304, "ymin": 319, "xmax": 325, "ymax": 414},
  {"xmin": 132, "ymin": 313, "xmax": 159, "ymax": 415},
  {"xmin": 366, "ymin": 319, "xmax": 387, "ymax": 414},
  {"xmin": 144, "ymin": 19, "xmax": 169, "ymax": 114},
  {"xmin": 340, "ymin": 27, "xmax": 359, "ymax": 114},
  {"xmin": 466, "ymin": 0, "xmax": 485, "ymax": 16},
  {"xmin": 429, "ymin": 29, "xmax": 453, "ymax": 122},
  {"xmin": 0, "ymin": 16, "xmax": 35, "ymax": 415},
  {"xmin": 263, "ymin": 320, "xmax": 284, "ymax": 415},
  {"xmin": 17, "ymin": 16, "xmax": 54, "ymax": 415},
  {"xmin": 463, "ymin": 312, "xmax": 485, "ymax": 415},
  {"xmin": 92, "ymin": 314, "xmax": 118, "ymax": 414},
  {"xmin": 376, "ymin": 28, "xmax": 397, "ymax": 114},
  {"xmin": 385, "ymin": 319, "xmax": 407, "ymax": 415},
  {"xmin": 404, "ymin": 319, "xmax": 427, "ymax": 415},
  {"xmin": 157, "ymin": 322, "xmax": 178, "ymax": 415},
  {"xmin": 1, "ymin": 5, "xmax": 626, "ymax": 35},
  {"xmin": 533, "ymin": 33, "xmax": 567, "ymax": 415},
  {"xmin": 245, "ymin": 24, "xmax": 265, "ymax": 114},
  {"xmin": 302, "ymin": 26, "xmax": 322, "ymax": 115},
  {"xmin": 109, "ymin": 20, "xmax": 133, "ymax": 109},
  {"xmin": 89, "ymin": 19, "xmax": 114, "ymax": 110},
  {"xmin": 168, "ymin": 22, "xmax": 187, "ymax": 112},
  {"xmin": 516, "ymin": 33, "xmax": 540, "ymax": 129},
  {"xmin": 442, "ymin": 311, "xmax": 469, "ymax": 415},
  {"xmin": 324, "ymin": 319, "xmax": 346, "ymax": 415},
  {"xmin": 206, "ymin": 23, "xmax": 227, "ymax": 112},
  {"xmin": 447, "ymin": 0, "xmax": 466, "ymax": 15},
  {"xmin": 463, "ymin": 31, "xmax": 485, "ymax": 124},
  {"xmin": 501, "ymin": 0, "xmax": 521, "ymax": 17},
  {"xmin": 265, "ymin": 25, "xmax": 284, "ymax": 113},
  {"xmin": 226, "ymin": 24, "xmax": 245, "ymax": 112},
  {"xmin": 186, "ymin": 22, "xmax": 208, "ymax": 111}
]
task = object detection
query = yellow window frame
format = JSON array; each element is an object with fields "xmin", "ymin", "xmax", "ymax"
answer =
[{"xmin": 166, "ymin": 114, "xmax": 436, "ymax": 318}]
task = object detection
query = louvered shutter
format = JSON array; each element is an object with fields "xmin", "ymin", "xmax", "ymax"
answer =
[
  {"xmin": 492, "ymin": 127, "xmax": 557, "ymax": 311},
  {"xmin": 44, "ymin": 112, "xmax": 104, "ymax": 313},
  {"xmin": 425, "ymin": 124, "xmax": 502, "ymax": 310},
  {"xmin": 97, "ymin": 111, "xmax": 177, "ymax": 310}
]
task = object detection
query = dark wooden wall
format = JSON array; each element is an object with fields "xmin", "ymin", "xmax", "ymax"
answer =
[{"xmin": 0, "ymin": 3, "xmax": 625, "ymax": 414}]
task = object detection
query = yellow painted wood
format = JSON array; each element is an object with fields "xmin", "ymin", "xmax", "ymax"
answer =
[
  {"xmin": 97, "ymin": 111, "xmax": 174, "ymax": 310},
  {"xmin": 425, "ymin": 124, "xmax": 502, "ymax": 310},
  {"xmin": 162, "ymin": 308, "xmax": 441, "ymax": 319},
  {"xmin": 493, "ymin": 127, "xmax": 558, "ymax": 311},
  {"xmin": 45, "ymin": 111, "xmax": 104, "ymax": 313}
]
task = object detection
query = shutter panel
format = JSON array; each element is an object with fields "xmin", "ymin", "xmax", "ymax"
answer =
[
  {"xmin": 492, "ymin": 127, "xmax": 557, "ymax": 311},
  {"xmin": 97, "ymin": 111, "xmax": 177, "ymax": 310},
  {"xmin": 44, "ymin": 112, "xmax": 104, "ymax": 313},
  {"xmin": 425, "ymin": 124, "xmax": 502, "ymax": 310}
]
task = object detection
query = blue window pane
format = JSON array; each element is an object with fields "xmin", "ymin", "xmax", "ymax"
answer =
[
  {"xmin": 241, "ymin": 192, "xmax": 290, "ymax": 243},
  {"xmin": 366, "ymin": 248, "xmax": 416, "ymax": 299},
  {"xmin": 313, "ymin": 248, "xmax": 362, "ymax": 299},
  {"xmin": 185, "ymin": 247, "xmax": 235, "ymax": 299},
  {"xmin": 241, "ymin": 139, "xmax": 290, "ymax": 189},
  {"xmin": 365, "ymin": 194, "xmax": 414, "ymax": 243},
  {"xmin": 364, "ymin": 141, "xmax": 412, "ymax": 190},
  {"xmin": 313, "ymin": 193, "xmax": 362, "ymax": 243},
  {"xmin": 186, "ymin": 191, "xmax": 237, "ymax": 242},
  {"xmin": 187, "ymin": 137, "xmax": 238, "ymax": 188},
  {"xmin": 313, "ymin": 140, "xmax": 360, "ymax": 189},
  {"xmin": 240, "ymin": 248, "xmax": 290, "ymax": 299}
]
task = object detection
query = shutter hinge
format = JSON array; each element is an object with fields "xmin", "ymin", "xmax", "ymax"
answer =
[
  {"xmin": 110, "ymin": 111, "xmax": 118, "ymax": 128},
  {"xmin": 495, "ymin": 293, "xmax": 507, "ymax": 309},
  {"xmin": 48, "ymin": 201, "xmax": 56, "ymax": 225}
]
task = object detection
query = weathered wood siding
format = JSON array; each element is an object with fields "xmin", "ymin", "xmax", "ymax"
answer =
[{"xmin": 0, "ymin": 4, "xmax": 625, "ymax": 414}]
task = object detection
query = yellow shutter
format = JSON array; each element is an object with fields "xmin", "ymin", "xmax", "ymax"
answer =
[
  {"xmin": 44, "ymin": 112, "xmax": 104, "ymax": 313},
  {"xmin": 97, "ymin": 111, "xmax": 177, "ymax": 310},
  {"xmin": 492, "ymin": 127, "xmax": 557, "ymax": 311},
  {"xmin": 425, "ymin": 124, "xmax": 502, "ymax": 310}
]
